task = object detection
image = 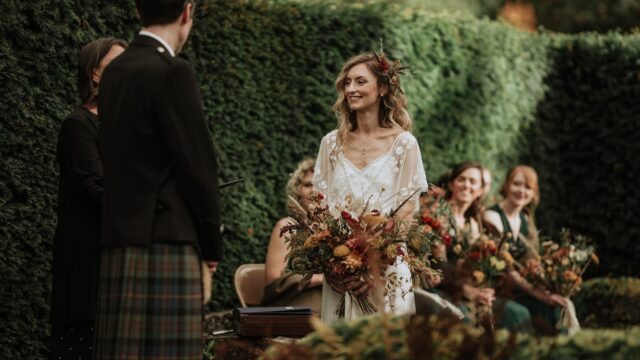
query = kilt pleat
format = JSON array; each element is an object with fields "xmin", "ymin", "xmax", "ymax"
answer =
[{"xmin": 94, "ymin": 244, "xmax": 203, "ymax": 360}]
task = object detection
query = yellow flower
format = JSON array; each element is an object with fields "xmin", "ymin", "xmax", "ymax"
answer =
[
  {"xmin": 333, "ymin": 245, "xmax": 350, "ymax": 257},
  {"xmin": 370, "ymin": 236, "xmax": 386, "ymax": 248},
  {"xmin": 362, "ymin": 211, "xmax": 386, "ymax": 229},
  {"xmin": 473, "ymin": 271, "xmax": 485, "ymax": 285},
  {"xmin": 385, "ymin": 244, "xmax": 398, "ymax": 258},
  {"xmin": 304, "ymin": 229, "xmax": 331, "ymax": 248},
  {"xmin": 453, "ymin": 244, "xmax": 463, "ymax": 255},
  {"xmin": 490, "ymin": 256, "xmax": 506, "ymax": 271}
]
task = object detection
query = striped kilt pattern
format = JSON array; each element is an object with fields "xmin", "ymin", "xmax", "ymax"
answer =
[{"xmin": 94, "ymin": 244, "xmax": 203, "ymax": 360}]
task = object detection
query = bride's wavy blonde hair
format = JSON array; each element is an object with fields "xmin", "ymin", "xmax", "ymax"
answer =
[{"xmin": 332, "ymin": 53, "xmax": 412, "ymax": 147}]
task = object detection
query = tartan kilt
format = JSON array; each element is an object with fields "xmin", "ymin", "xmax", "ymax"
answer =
[{"xmin": 94, "ymin": 244, "xmax": 203, "ymax": 360}]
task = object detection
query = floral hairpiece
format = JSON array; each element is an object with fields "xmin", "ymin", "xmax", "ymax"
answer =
[{"xmin": 374, "ymin": 38, "xmax": 409, "ymax": 96}]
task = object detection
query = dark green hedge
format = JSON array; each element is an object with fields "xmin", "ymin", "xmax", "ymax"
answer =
[
  {"xmin": 1, "ymin": 0, "xmax": 639, "ymax": 358},
  {"xmin": 531, "ymin": 0, "xmax": 640, "ymax": 33},
  {"xmin": 521, "ymin": 33, "xmax": 640, "ymax": 277},
  {"xmin": 574, "ymin": 277, "xmax": 640, "ymax": 328}
]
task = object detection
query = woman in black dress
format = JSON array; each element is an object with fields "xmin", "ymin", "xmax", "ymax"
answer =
[{"xmin": 50, "ymin": 37, "xmax": 126, "ymax": 360}]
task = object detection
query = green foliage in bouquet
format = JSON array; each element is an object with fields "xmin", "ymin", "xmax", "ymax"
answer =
[{"xmin": 573, "ymin": 277, "xmax": 640, "ymax": 328}]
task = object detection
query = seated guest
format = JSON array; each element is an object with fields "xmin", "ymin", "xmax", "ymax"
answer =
[
  {"xmin": 262, "ymin": 159, "xmax": 323, "ymax": 313},
  {"xmin": 484, "ymin": 165, "xmax": 568, "ymax": 333},
  {"xmin": 427, "ymin": 162, "xmax": 531, "ymax": 332}
]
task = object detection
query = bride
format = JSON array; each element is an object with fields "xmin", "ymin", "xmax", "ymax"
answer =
[{"xmin": 313, "ymin": 52, "xmax": 428, "ymax": 322}]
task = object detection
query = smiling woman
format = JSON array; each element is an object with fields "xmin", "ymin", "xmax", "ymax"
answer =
[
  {"xmin": 312, "ymin": 51, "xmax": 428, "ymax": 323},
  {"xmin": 484, "ymin": 165, "xmax": 571, "ymax": 332}
]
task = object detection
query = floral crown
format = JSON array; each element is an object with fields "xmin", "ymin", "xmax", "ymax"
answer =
[{"xmin": 374, "ymin": 39, "xmax": 409, "ymax": 96}]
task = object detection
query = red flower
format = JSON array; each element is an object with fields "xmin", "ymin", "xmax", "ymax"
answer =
[
  {"xmin": 316, "ymin": 192, "xmax": 324, "ymax": 200},
  {"xmin": 341, "ymin": 211, "xmax": 352, "ymax": 220},
  {"xmin": 431, "ymin": 219, "xmax": 441, "ymax": 230},
  {"xmin": 442, "ymin": 234, "xmax": 452, "ymax": 248},
  {"xmin": 422, "ymin": 216, "xmax": 433, "ymax": 225},
  {"xmin": 379, "ymin": 57, "xmax": 390, "ymax": 72},
  {"xmin": 468, "ymin": 252, "xmax": 481, "ymax": 261}
]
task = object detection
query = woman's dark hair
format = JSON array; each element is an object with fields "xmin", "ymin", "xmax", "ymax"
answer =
[
  {"xmin": 135, "ymin": 0, "xmax": 194, "ymax": 27},
  {"xmin": 78, "ymin": 37, "xmax": 127, "ymax": 107},
  {"xmin": 442, "ymin": 161, "xmax": 486, "ymax": 223}
]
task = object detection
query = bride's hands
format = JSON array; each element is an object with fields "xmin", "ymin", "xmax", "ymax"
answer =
[{"xmin": 325, "ymin": 273, "xmax": 371, "ymax": 296}]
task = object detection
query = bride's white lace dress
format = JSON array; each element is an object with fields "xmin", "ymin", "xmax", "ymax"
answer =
[{"xmin": 313, "ymin": 129, "xmax": 428, "ymax": 322}]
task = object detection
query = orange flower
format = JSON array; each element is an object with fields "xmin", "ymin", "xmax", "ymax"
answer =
[
  {"xmin": 304, "ymin": 229, "xmax": 331, "ymax": 248},
  {"xmin": 342, "ymin": 254, "xmax": 363, "ymax": 271},
  {"xmin": 487, "ymin": 241, "xmax": 497, "ymax": 254},
  {"xmin": 500, "ymin": 251, "xmax": 515, "ymax": 266},
  {"xmin": 563, "ymin": 270, "xmax": 578, "ymax": 282}
]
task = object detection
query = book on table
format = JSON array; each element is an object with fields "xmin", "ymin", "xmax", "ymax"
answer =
[{"xmin": 232, "ymin": 306, "xmax": 315, "ymax": 337}]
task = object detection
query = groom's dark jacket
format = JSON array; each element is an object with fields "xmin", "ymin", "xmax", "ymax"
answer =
[{"xmin": 98, "ymin": 34, "xmax": 222, "ymax": 261}]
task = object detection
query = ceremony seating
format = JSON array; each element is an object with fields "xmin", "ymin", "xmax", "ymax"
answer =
[{"xmin": 234, "ymin": 264, "xmax": 266, "ymax": 307}]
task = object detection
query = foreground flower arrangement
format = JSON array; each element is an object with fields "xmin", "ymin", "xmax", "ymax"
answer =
[{"xmin": 259, "ymin": 313, "xmax": 640, "ymax": 360}]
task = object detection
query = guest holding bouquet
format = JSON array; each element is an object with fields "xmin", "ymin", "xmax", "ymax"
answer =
[
  {"xmin": 426, "ymin": 162, "xmax": 531, "ymax": 332},
  {"xmin": 50, "ymin": 37, "xmax": 126, "ymax": 359},
  {"xmin": 483, "ymin": 165, "xmax": 568, "ymax": 332},
  {"xmin": 262, "ymin": 159, "xmax": 323, "ymax": 313},
  {"xmin": 312, "ymin": 49, "xmax": 428, "ymax": 322}
]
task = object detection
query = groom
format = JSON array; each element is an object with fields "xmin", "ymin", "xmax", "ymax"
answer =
[{"xmin": 95, "ymin": 0, "xmax": 222, "ymax": 358}]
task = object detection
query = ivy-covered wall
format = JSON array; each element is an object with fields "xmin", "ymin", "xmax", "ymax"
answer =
[{"xmin": 1, "ymin": 0, "xmax": 639, "ymax": 358}]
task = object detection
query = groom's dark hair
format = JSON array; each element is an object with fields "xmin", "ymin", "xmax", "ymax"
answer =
[{"xmin": 135, "ymin": 0, "xmax": 195, "ymax": 27}]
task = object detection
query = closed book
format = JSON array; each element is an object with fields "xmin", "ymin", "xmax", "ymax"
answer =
[{"xmin": 233, "ymin": 307, "xmax": 315, "ymax": 337}]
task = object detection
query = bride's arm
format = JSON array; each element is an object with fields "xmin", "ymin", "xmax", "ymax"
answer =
[
  {"xmin": 393, "ymin": 134, "xmax": 428, "ymax": 220},
  {"xmin": 312, "ymin": 131, "xmax": 336, "ymax": 198}
]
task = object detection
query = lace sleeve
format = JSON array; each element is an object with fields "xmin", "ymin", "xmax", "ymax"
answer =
[
  {"xmin": 312, "ymin": 130, "xmax": 338, "ymax": 196},
  {"xmin": 393, "ymin": 133, "xmax": 428, "ymax": 216}
]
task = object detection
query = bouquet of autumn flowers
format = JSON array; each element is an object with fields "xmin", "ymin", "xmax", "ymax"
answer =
[
  {"xmin": 460, "ymin": 235, "xmax": 514, "ymax": 288},
  {"xmin": 283, "ymin": 190, "xmax": 439, "ymax": 317},
  {"xmin": 520, "ymin": 228, "xmax": 598, "ymax": 298},
  {"xmin": 418, "ymin": 186, "xmax": 453, "ymax": 249}
]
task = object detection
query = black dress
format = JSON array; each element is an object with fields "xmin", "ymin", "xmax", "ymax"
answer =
[{"xmin": 50, "ymin": 107, "xmax": 102, "ymax": 359}]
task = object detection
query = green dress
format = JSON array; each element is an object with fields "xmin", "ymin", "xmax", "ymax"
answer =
[{"xmin": 488, "ymin": 204, "xmax": 561, "ymax": 332}]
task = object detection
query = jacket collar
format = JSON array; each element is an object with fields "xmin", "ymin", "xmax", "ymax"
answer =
[{"xmin": 131, "ymin": 33, "xmax": 175, "ymax": 57}]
